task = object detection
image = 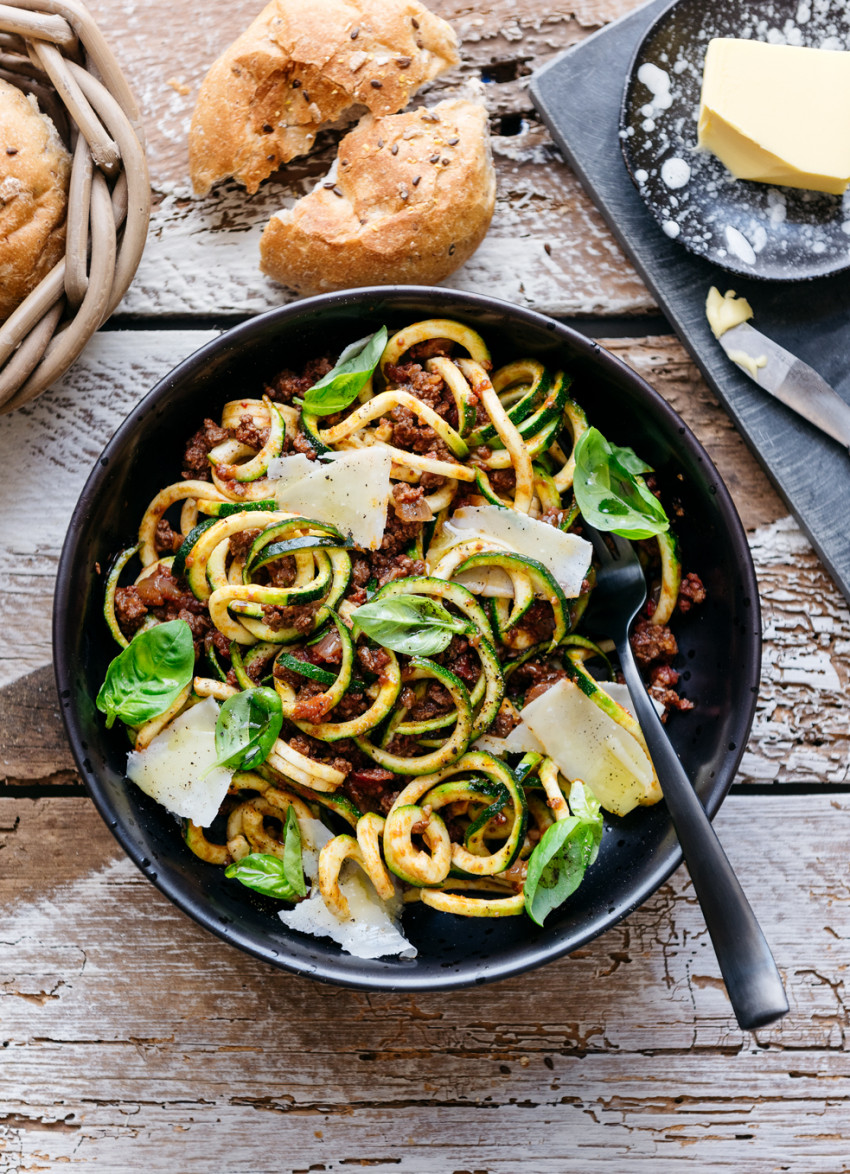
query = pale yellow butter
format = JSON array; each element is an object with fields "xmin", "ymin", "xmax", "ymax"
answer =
[
  {"xmin": 698, "ymin": 38, "xmax": 850, "ymax": 195},
  {"xmin": 705, "ymin": 286, "xmax": 753, "ymax": 338}
]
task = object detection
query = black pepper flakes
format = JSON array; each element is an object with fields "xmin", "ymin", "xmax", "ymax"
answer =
[
  {"xmin": 396, "ymin": 56, "xmax": 412, "ymax": 68},
  {"xmin": 391, "ymin": 143, "xmax": 399, "ymax": 155},
  {"xmin": 370, "ymin": 79, "xmax": 383, "ymax": 89},
  {"xmin": 262, "ymin": 123, "xmax": 273, "ymax": 133},
  {"xmin": 448, "ymin": 137, "xmax": 459, "ymax": 145},
  {"xmin": 292, "ymin": 78, "xmax": 301, "ymax": 88},
  {"xmin": 350, "ymin": 26, "xmax": 359, "ymax": 38},
  {"xmin": 429, "ymin": 153, "xmax": 440, "ymax": 163},
  {"xmin": 412, "ymin": 175, "xmax": 421, "ymax": 186},
  {"xmin": 411, "ymin": 16, "xmax": 419, "ymax": 27},
  {"xmin": 6, "ymin": 147, "xmax": 17, "ymax": 155},
  {"xmin": 303, "ymin": 91, "xmax": 311, "ymax": 102},
  {"xmin": 323, "ymin": 181, "xmax": 336, "ymax": 189},
  {"xmin": 332, "ymin": 185, "xmax": 344, "ymax": 197},
  {"xmin": 441, "ymin": 157, "xmax": 450, "ymax": 165},
  {"xmin": 377, "ymin": 138, "xmax": 385, "ymax": 148},
  {"xmin": 448, "ymin": 243, "xmax": 456, "ymax": 254}
]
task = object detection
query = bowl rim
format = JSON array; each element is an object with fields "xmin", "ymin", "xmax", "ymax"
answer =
[{"xmin": 53, "ymin": 285, "xmax": 761, "ymax": 991}]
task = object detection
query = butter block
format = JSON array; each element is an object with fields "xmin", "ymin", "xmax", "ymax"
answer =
[{"xmin": 698, "ymin": 38, "xmax": 850, "ymax": 195}]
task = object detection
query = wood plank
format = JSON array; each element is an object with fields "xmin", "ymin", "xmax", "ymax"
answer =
[
  {"xmin": 74, "ymin": 0, "xmax": 654, "ymax": 317},
  {"xmin": 1, "ymin": 793, "xmax": 848, "ymax": 1170},
  {"xmin": 1, "ymin": 331, "xmax": 847, "ymax": 787}
]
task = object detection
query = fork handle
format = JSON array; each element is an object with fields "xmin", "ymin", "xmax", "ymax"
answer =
[{"xmin": 617, "ymin": 643, "xmax": 788, "ymax": 1031}]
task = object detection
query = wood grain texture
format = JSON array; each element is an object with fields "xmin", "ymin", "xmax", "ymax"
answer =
[
  {"xmin": 73, "ymin": 0, "xmax": 654, "ymax": 317},
  {"xmin": 1, "ymin": 331, "xmax": 847, "ymax": 790},
  {"xmin": 2, "ymin": 793, "xmax": 848, "ymax": 1171}
]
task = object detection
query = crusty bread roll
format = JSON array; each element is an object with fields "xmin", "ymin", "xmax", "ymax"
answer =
[
  {"xmin": 0, "ymin": 78, "xmax": 71, "ymax": 323},
  {"xmin": 259, "ymin": 99, "xmax": 495, "ymax": 294},
  {"xmin": 189, "ymin": 0, "xmax": 459, "ymax": 196}
]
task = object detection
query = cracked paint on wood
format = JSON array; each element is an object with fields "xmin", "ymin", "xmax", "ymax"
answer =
[{"xmin": 0, "ymin": 794, "xmax": 848, "ymax": 1171}]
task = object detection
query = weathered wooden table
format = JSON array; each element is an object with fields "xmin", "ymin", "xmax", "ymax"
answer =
[{"xmin": 2, "ymin": 1, "xmax": 849, "ymax": 1170}]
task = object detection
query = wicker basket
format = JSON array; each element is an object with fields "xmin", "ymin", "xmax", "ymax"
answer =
[{"xmin": 0, "ymin": 0, "xmax": 150, "ymax": 414}]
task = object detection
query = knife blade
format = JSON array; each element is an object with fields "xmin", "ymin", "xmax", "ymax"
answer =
[{"xmin": 717, "ymin": 321, "xmax": 850, "ymax": 451}]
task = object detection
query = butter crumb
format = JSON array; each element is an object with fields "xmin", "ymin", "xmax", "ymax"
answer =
[
  {"xmin": 705, "ymin": 286, "xmax": 754, "ymax": 339},
  {"xmin": 727, "ymin": 349, "xmax": 767, "ymax": 379},
  {"xmin": 166, "ymin": 77, "xmax": 191, "ymax": 96}
]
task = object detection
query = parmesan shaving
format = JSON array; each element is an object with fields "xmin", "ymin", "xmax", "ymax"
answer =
[
  {"xmin": 267, "ymin": 448, "xmax": 392, "ymax": 550},
  {"xmin": 520, "ymin": 679, "xmax": 655, "ymax": 817},
  {"xmin": 280, "ymin": 817, "xmax": 417, "ymax": 960},
  {"xmin": 437, "ymin": 506, "xmax": 592, "ymax": 597},
  {"xmin": 126, "ymin": 697, "xmax": 232, "ymax": 828}
]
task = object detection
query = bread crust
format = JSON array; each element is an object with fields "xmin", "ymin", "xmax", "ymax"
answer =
[
  {"xmin": 0, "ymin": 78, "xmax": 70, "ymax": 323},
  {"xmin": 258, "ymin": 100, "xmax": 495, "ymax": 294},
  {"xmin": 189, "ymin": 0, "xmax": 459, "ymax": 196}
]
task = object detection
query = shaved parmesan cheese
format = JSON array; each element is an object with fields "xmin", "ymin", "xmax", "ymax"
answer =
[
  {"xmin": 475, "ymin": 682, "xmax": 664, "ymax": 773},
  {"xmin": 280, "ymin": 867, "xmax": 416, "ymax": 960},
  {"xmin": 280, "ymin": 816, "xmax": 417, "ymax": 960},
  {"xmin": 520, "ymin": 678, "xmax": 656, "ymax": 817},
  {"xmin": 474, "ymin": 724, "xmax": 545, "ymax": 756},
  {"xmin": 439, "ymin": 506, "xmax": 592, "ymax": 597},
  {"xmin": 267, "ymin": 448, "xmax": 392, "ymax": 550},
  {"xmin": 126, "ymin": 697, "xmax": 231, "ymax": 828}
]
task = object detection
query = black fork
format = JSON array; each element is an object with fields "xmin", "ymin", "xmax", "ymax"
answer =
[{"xmin": 585, "ymin": 525, "xmax": 788, "ymax": 1031}]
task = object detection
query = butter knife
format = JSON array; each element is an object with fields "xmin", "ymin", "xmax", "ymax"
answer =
[{"xmin": 717, "ymin": 322, "xmax": 850, "ymax": 451}]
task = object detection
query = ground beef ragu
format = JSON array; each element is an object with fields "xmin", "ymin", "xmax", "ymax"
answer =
[
  {"xmin": 678, "ymin": 571, "xmax": 706, "ymax": 613},
  {"xmin": 264, "ymin": 356, "xmax": 333, "ymax": 405},
  {"xmin": 182, "ymin": 418, "xmax": 228, "ymax": 481},
  {"xmin": 231, "ymin": 414, "xmax": 269, "ymax": 451}
]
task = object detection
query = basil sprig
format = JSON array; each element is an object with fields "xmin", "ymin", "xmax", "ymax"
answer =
[
  {"xmin": 300, "ymin": 326, "xmax": 388, "ymax": 416},
  {"xmin": 523, "ymin": 781, "xmax": 603, "ymax": 926},
  {"xmin": 573, "ymin": 427, "xmax": 669, "ymax": 540},
  {"xmin": 224, "ymin": 808, "xmax": 306, "ymax": 899},
  {"xmin": 96, "ymin": 619, "xmax": 195, "ymax": 729},
  {"xmin": 352, "ymin": 593, "xmax": 469, "ymax": 655},
  {"xmin": 206, "ymin": 686, "xmax": 283, "ymax": 775}
]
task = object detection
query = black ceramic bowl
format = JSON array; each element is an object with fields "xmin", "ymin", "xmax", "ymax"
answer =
[{"xmin": 54, "ymin": 287, "xmax": 760, "ymax": 991}]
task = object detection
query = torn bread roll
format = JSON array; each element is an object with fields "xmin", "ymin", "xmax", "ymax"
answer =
[
  {"xmin": 0, "ymin": 78, "xmax": 71, "ymax": 323},
  {"xmin": 259, "ymin": 99, "xmax": 495, "ymax": 293},
  {"xmin": 189, "ymin": 0, "xmax": 459, "ymax": 196}
]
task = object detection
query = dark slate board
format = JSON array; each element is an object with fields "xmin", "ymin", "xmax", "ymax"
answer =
[{"xmin": 530, "ymin": 0, "xmax": 850, "ymax": 606}]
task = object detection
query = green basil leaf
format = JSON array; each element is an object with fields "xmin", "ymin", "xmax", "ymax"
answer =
[
  {"xmin": 301, "ymin": 326, "xmax": 388, "ymax": 416},
  {"xmin": 96, "ymin": 619, "xmax": 195, "ymax": 730},
  {"xmin": 609, "ymin": 443, "xmax": 653, "ymax": 476},
  {"xmin": 573, "ymin": 427, "xmax": 669, "ymax": 540},
  {"xmin": 209, "ymin": 687, "xmax": 283, "ymax": 774},
  {"xmin": 351, "ymin": 594, "xmax": 468, "ymax": 655},
  {"xmin": 282, "ymin": 806, "xmax": 306, "ymax": 898},
  {"xmin": 524, "ymin": 782, "xmax": 604, "ymax": 926},
  {"xmin": 225, "ymin": 852, "xmax": 299, "ymax": 900}
]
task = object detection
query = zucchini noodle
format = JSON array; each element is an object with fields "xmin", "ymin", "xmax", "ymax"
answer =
[{"xmin": 100, "ymin": 318, "xmax": 702, "ymax": 953}]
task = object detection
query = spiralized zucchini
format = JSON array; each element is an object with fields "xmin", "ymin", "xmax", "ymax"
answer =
[{"xmin": 102, "ymin": 318, "xmax": 695, "ymax": 949}]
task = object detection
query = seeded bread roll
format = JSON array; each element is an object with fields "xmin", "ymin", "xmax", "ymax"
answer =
[
  {"xmin": 0, "ymin": 78, "xmax": 71, "ymax": 323},
  {"xmin": 259, "ymin": 99, "xmax": 495, "ymax": 294},
  {"xmin": 189, "ymin": 0, "xmax": 459, "ymax": 197}
]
